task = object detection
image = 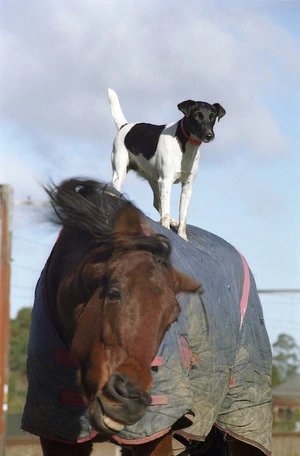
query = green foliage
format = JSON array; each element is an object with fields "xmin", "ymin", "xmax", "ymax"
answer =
[
  {"xmin": 8, "ymin": 371, "xmax": 27, "ymax": 413},
  {"xmin": 272, "ymin": 333, "xmax": 300, "ymax": 386},
  {"xmin": 9, "ymin": 307, "xmax": 31, "ymax": 413},
  {"xmin": 272, "ymin": 364, "xmax": 282, "ymax": 388},
  {"xmin": 273, "ymin": 410, "xmax": 300, "ymax": 433},
  {"xmin": 10, "ymin": 307, "xmax": 31, "ymax": 375}
]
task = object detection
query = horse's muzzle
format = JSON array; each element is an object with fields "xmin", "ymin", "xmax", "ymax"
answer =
[{"xmin": 89, "ymin": 373, "xmax": 151, "ymax": 434}]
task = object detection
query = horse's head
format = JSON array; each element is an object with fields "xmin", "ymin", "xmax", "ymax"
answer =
[{"xmin": 57, "ymin": 203, "xmax": 200, "ymax": 435}]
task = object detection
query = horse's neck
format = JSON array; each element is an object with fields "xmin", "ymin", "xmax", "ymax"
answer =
[{"xmin": 45, "ymin": 230, "xmax": 94, "ymax": 337}]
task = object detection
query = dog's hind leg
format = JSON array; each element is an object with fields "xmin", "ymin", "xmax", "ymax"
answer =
[
  {"xmin": 111, "ymin": 144, "xmax": 129, "ymax": 192},
  {"xmin": 148, "ymin": 180, "xmax": 161, "ymax": 213},
  {"xmin": 112, "ymin": 169, "xmax": 127, "ymax": 192}
]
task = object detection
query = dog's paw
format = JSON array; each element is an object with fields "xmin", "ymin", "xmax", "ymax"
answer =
[
  {"xmin": 179, "ymin": 233, "xmax": 188, "ymax": 242},
  {"xmin": 160, "ymin": 215, "xmax": 170, "ymax": 229},
  {"xmin": 178, "ymin": 226, "xmax": 188, "ymax": 242},
  {"xmin": 169, "ymin": 218, "xmax": 179, "ymax": 227}
]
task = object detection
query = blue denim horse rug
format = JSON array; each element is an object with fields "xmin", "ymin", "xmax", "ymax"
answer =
[{"xmin": 22, "ymin": 219, "xmax": 272, "ymax": 455}]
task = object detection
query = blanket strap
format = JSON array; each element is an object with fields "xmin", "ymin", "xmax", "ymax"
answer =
[
  {"xmin": 59, "ymin": 391, "xmax": 168, "ymax": 408},
  {"xmin": 236, "ymin": 250, "xmax": 251, "ymax": 330},
  {"xmin": 57, "ymin": 349, "xmax": 167, "ymax": 407}
]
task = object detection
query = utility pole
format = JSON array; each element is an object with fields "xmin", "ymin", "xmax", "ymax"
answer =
[{"xmin": 0, "ymin": 185, "xmax": 13, "ymax": 455}]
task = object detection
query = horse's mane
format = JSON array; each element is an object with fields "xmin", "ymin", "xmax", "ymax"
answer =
[
  {"xmin": 45, "ymin": 178, "xmax": 131, "ymax": 241},
  {"xmin": 45, "ymin": 178, "xmax": 172, "ymax": 265}
]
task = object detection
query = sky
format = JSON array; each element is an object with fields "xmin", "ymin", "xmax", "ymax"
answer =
[{"xmin": 0, "ymin": 0, "xmax": 299, "ymax": 349}]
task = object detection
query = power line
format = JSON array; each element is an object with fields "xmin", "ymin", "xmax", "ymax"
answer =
[
  {"xmin": 258, "ymin": 289, "xmax": 300, "ymax": 294},
  {"xmin": 13, "ymin": 201, "xmax": 49, "ymax": 206}
]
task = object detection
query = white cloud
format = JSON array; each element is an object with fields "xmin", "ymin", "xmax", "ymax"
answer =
[
  {"xmin": 0, "ymin": 0, "xmax": 299, "ymax": 212},
  {"xmin": 1, "ymin": 2, "xmax": 299, "ymax": 342},
  {"xmin": 0, "ymin": 148, "xmax": 44, "ymax": 201},
  {"xmin": 0, "ymin": 0, "xmax": 299, "ymax": 160}
]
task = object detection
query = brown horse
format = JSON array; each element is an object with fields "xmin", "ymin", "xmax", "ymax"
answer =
[
  {"xmin": 21, "ymin": 179, "xmax": 200, "ymax": 456},
  {"xmin": 22, "ymin": 179, "xmax": 272, "ymax": 455}
]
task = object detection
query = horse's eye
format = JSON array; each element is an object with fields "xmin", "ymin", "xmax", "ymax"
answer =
[{"xmin": 107, "ymin": 287, "xmax": 121, "ymax": 301}]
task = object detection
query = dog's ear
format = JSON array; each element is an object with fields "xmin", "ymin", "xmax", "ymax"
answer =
[
  {"xmin": 213, "ymin": 103, "xmax": 226, "ymax": 121},
  {"xmin": 177, "ymin": 100, "xmax": 196, "ymax": 117}
]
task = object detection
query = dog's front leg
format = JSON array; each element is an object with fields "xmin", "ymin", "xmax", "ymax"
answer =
[
  {"xmin": 178, "ymin": 180, "xmax": 194, "ymax": 241},
  {"xmin": 158, "ymin": 179, "xmax": 172, "ymax": 230}
]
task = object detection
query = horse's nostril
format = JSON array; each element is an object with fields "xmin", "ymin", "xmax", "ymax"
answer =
[
  {"xmin": 96, "ymin": 374, "xmax": 151, "ymax": 428},
  {"xmin": 112, "ymin": 374, "xmax": 129, "ymax": 398},
  {"xmin": 104, "ymin": 373, "xmax": 151, "ymax": 406}
]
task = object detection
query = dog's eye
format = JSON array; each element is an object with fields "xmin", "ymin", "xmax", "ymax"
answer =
[
  {"xmin": 194, "ymin": 112, "xmax": 203, "ymax": 120},
  {"xmin": 209, "ymin": 113, "xmax": 216, "ymax": 121}
]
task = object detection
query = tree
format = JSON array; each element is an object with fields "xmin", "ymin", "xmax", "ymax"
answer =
[
  {"xmin": 272, "ymin": 333, "xmax": 300, "ymax": 386},
  {"xmin": 10, "ymin": 307, "xmax": 31, "ymax": 375},
  {"xmin": 9, "ymin": 307, "xmax": 31, "ymax": 413}
]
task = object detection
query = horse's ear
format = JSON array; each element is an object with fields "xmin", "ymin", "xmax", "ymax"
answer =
[
  {"xmin": 113, "ymin": 203, "xmax": 143, "ymax": 238},
  {"xmin": 172, "ymin": 268, "xmax": 201, "ymax": 294}
]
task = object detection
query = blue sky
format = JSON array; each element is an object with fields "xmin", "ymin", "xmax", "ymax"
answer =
[{"xmin": 0, "ymin": 0, "xmax": 299, "ymax": 348}]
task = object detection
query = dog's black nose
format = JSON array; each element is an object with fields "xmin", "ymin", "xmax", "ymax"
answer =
[{"xmin": 203, "ymin": 132, "xmax": 214, "ymax": 142}]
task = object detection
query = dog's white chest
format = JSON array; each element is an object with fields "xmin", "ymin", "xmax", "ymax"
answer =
[{"xmin": 156, "ymin": 134, "xmax": 200, "ymax": 183}]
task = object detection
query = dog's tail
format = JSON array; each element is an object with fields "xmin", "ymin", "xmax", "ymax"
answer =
[{"xmin": 108, "ymin": 88, "xmax": 128, "ymax": 130}]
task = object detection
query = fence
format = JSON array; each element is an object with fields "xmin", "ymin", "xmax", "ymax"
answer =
[
  {"xmin": 272, "ymin": 432, "xmax": 300, "ymax": 456},
  {"xmin": 5, "ymin": 432, "xmax": 300, "ymax": 456}
]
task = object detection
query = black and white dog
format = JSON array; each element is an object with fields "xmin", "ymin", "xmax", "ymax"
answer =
[{"xmin": 108, "ymin": 88, "xmax": 225, "ymax": 240}]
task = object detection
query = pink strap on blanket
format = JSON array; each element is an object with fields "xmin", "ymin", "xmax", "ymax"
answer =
[
  {"xmin": 60, "ymin": 391, "xmax": 168, "ymax": 407},
  {"xmin": 150, "ymin": 395, "xmax": 168, "ymax": 405},
  {"xmin": 236, "ymin": 250, "xmax": 250, "ymax": 330},
  {"xmin": 58, "ymin": 353, "xmax": 167, "ymax": 407},
  {"xmin": 151, "ymin": 356, "xmax": 163, "ymax": 367}
]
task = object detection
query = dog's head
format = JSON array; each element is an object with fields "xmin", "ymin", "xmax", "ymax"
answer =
[{"xmin": 178, "ymin": 99, "xmax": 226, "ymax": 143}]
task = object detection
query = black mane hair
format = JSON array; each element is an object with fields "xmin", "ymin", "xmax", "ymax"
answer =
[
  {"xmin": 45, "ymin": 178, "xmax": 172, "ymax": 264},
  {"xmin": 45, "ymin": 178, "xmax": 130, "ymax": 242}
]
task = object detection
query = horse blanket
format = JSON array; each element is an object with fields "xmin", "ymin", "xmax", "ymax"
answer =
[{"xmin": 22, "ymin": 220, "xmax": 272, "ymax": 455}]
